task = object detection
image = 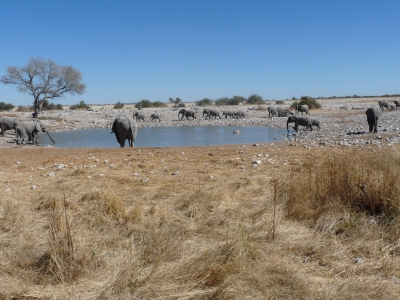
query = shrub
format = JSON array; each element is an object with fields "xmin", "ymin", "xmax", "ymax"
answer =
[
  {"xmin": 152, "ymin": 101, "xmax": 168, "ymax": 108},
  {"xmin": 246, "ymin": 94, "xmax": 264, "ymax": 105},
  {"xmin": 215, "ymin": 97, "xmax": 228, "ymax": 106},
  {"xmin": 135, "ymin": 100, "xmax": 168, "ymax": 108},
  {"xmin": 291, "ymin": 96, "xmax": 321, "ymax": 109},
  {"xmin": 113, "ymin": 101, "xmax": 124, "ymax": 109},
  {"xmin": 69, "ymin": 101, "xmax": 89, "ymax": 110},
  {"xmin": 0, "ymin": 102, "xmax": 15, "ymax": 111},
  {"xmin": 195, "ymin": 98, "xmax": 214, "ymax": 107},
  {"xmin": 56, "ymin": 104, "xmax": 63, "ymax": 110},
  {"xmin": 275, "ymin": 100, "xmax": 285, "ymax": 105}
]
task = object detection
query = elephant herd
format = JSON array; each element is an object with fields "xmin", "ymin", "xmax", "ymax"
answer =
[
  {"xmin": 285, "ymin": 101, "xmax": 392, "ymax": 134},
  {"xmin": 378, "ymin": 100, "xmax": 400, "ymax": 110},
  {"xmin": 177, "ymin": 108, "xmax": 246, "ymax": 120},
  {"xmin": 0, "ymin": 116, "xmax": 56, "ymax": 145}
]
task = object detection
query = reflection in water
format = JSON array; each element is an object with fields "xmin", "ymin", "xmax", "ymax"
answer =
[{"xmin": 38, "ymin": 126, "xmax": 290, "ymax": 148}]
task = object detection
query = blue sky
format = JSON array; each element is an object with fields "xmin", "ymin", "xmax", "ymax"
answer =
[{"xmin": 1, "ymin": 0, "xmax": 399, "ymax": 106}]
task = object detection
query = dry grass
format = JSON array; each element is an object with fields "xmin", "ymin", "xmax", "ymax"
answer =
[{"xmin": 0, "ymin": 144, "xmax": 400, "ymax": 299}]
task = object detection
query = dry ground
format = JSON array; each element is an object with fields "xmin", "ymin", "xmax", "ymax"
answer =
[{"xmin": 1, "ymin": 140, "xmax": 400, "ymax": 299}]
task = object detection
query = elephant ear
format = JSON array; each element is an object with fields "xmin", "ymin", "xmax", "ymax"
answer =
[{"xmin": 35, "ymin": 122, "xmax": 42, "ymax": 132}]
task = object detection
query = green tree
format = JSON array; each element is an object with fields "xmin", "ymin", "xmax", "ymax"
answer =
[
  {"xmin": 113, "ymin": 101, "xmax": 124, "ymax": 109},
  {"xmin": 69, "ymin": 101, "xmax": 89, "ymax": 110},
  {"xmin": 291, "ymin": 96, "xmax": 321, "ymax": 109},
  {"xmin": 0, "ymin": 102, "xmax": 15, "ymax": 111},
  {"xmin": 195, "ymin": 98, "xmax": 214, "ymax": 106},
  {"xmin": 0, "ymin": 57, "xmax": 86, "ymax": 117},
  {"xmin": 246, "ymin": 94, "xmax": 264, "ymax": 105},
  {"xmin": 214, "ymin": 97, "xmax": 228, "ymax": 106}
]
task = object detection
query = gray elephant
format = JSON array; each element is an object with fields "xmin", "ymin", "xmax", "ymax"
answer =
[
  {"xmin": 111, "ymin": 117, "xmax": 138, "ymax": 147},
  {"xmin": 0, "ymin": 116, "xmax": 36, "ymax": 136},
  {"xmin": 378, "ymin": 100, "xmax": 390, "ymax": 110},
  {"xmin": 287, "ymin": 115, "xmax": 312, "ymax": 132},
  {"xmin": 203, "ymin": 108, "xmax": 221, "ymax": 119},
  {"xmin": 310, "ymin": 118, "xmax": 321, "ymax": 130},
  {"xmin": 133, "ymin": 111, "xmax": 145, "ymax": 122},
  {"xmin": 234, "ymin": 111, "xmax": 245, "ymax": 119},
  {"xmin": 267, "ymin": 106, "xmax": 277, "ymax": 118},
  {"xmin": 389, "ymin": 104, "xmax": 396, "ymax": 110},
  {"xmin": 394, "ymin": 100, "xmax": 400, "ymax": 110},
  {"xmin": 178, "ymin": 108, "xmax": 196, "ymax": 120},
  {"xmin": 222, "ymin": 111, "xmax": 234, "ymax": 118},
  {"xmin": 277, "ymin": 108, "xmax": 294, "ymax": 117},
  {"xmin": 295, "ymin": 105, "xmax": 310, "ymax": 115},
  {"xmin": 365, "ymin": 107, "xmax": 383, "ymax": 133},
  {"xmin": 150, "ymin": 113, "xmax": 161, "ymax": 122},
  {"xmin": 14, "ymin": 120, "xmax": 55, "ymax": 145}
]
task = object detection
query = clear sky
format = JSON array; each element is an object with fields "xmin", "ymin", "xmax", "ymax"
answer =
[{"xmin": 1, "ymin": 0, "xmax": 399, "ymax": 106}]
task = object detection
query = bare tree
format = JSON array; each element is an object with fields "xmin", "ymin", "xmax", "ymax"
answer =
[{"xmin": 0, "ymin": 57, "xmax": 86, "ymax": 117}]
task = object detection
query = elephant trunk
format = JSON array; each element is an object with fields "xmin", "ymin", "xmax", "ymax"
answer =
[
  {"xmin": 287, "ymin": 120, "xmax": 290, "ymax": 131},
  {"xmin": 45, "ymin": 131, "xmax": 56, "ymax": 144}
]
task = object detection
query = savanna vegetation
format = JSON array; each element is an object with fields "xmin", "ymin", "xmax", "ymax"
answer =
[
  {"xmin": 0, "ymin": 57, "xmax": 86, "ymax": 117},
  {"xmin": 69, "ymin": 100, "xmax": 90, "ymax": 110},
  {"xmin": 113, "ymin": 101, "xmax": 124, "ymax": 109},
  {"xmin": 135, "ymin": 100, "xmax": 168, "ymax": 108},
  {"xmin": 0, "ymin": 102, "xmax": 15, "ymax": 111},
  {"xmin": 291, "ymin": 96, "xmax": 322, "ymax": 110},
  {"xmin": 1, "ymin": 144, "xmax": 399, "ymax": 299}
]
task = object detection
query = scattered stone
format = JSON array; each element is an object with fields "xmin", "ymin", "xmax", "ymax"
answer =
[
  {"xmin": 354, "ymin": 258, "xmax": 363, "ymax": 264},
  {"xmin": 172, "ymin": 171, "xmax": 180, "ymax": 175},
  {"xmin": 48, "ymin": 172, "xmax": 55, "ymax": 177},
  {"xmin": 31, "ymin": 185, "xmax": 36, "ymax": 189}
]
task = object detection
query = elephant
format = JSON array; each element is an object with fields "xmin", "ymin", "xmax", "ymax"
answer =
[
  {"xmin": 394, "ymin": 100, "xmax": 400, "ymax": 110},
  {"xmin": 287, "ymin": 115, "xmax": 312, "ymax": 132},
  {"xmin": 295, "ymin": 105, "xmax": 310, "ymax": 115},
  {"xmin": 276, "ymin": 107, "xmax": 294, "ymax": 117},
  {"xmin": 203, "ymin": 108, "xmax": 221, "ymax": 119},
  {"xmin": 111, "ymin": 117, "xmax": 138, "ymax": 147},
  {"xmin": 389, "ymin": 104, "xmax": 396, "ymax": 110},
  {"xmin": 133, "ymin": 111, "xmax": 145, "ymax": 122},
  {"xmin": 234, "ymin": 111, "xmax": 245, "ymax": 119},
  {"xmin": 0, "ymin": 116, "xmax": 38, "ymax": 136},
  {"xmin": 14, "ymin": 120, "xmax": 55, "ymax": 145},
  {"xmin": 178, "ymin": 108, "xmax": 196, "ymax": 120},
  {"xmin": 310, "ymin": 118, "xmax": 321, "ymax": 130},
  {"xmin": 222, "ymin": 111, "xmax": 234, "ymax": 118},
  {"xmin": 150, "ymin": 113, "xmax": 161, "ymax": 122},
  {"xmin": 267, "ymin": 106, "xmax": 277, "ymax": 118},
  {"xmin": 378, "ymin": 100, "xmax": 390, "ymax": 110},
  {"xmin": 365, "ymin": 107, "xmax": 383, "ymax": 133}
]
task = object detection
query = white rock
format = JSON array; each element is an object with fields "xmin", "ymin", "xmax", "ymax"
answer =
[{"xmin": 48, "ymin": 173, "xmax": 55, "ymax": 177}]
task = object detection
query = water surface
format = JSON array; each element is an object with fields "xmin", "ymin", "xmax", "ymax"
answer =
[{"xmin": 38, "ymin": 126, "xmax": 289, "ymax": 148}]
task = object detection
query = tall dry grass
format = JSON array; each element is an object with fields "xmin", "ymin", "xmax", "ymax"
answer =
[{"xmin": 0, "ymin": 146, "xmax": 400, "ymax": 299}]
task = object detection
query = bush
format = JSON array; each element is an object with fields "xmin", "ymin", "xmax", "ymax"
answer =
[
  {"xmin": 135, "ymin": 100, "xmax": 168, "ymax": 108},
  {"xmin": 113, "ymin": 101, "xmax": 124, "ymax": 109},
  {"xmin": 56, "ymin": 104, "xmax": 63, "ymax": 110},
  {"xmin": 275, "ymin": 100, "xmax": 285, "ymax": 105},
  {"xmin": 195, "ymin": 98, "xmax": 214, "ymax": 107},
  {"xmin": 291, "ymin": 96, "xmax": 321, "ymax": 109},
  {"xmin": 246, "ymin": 94, "xmax": 264, "ymax": 105},
  {"xmin": 214, "ymin": 97, "xmax": 228, "ymax": 106},
  {"xmin": 135, "ymin": 100, "xmax": 152, "ymax": 108},
  {"xmin": 152, "ymin": 101, "xmax": 168, "ymax": 108},
  {"xmin": 69, "ymin": 101, "xmax": 89, "ymax": 110},
  {"xmin": 0, "ymin": 102, "xmax": 15, "ymax": 111}
]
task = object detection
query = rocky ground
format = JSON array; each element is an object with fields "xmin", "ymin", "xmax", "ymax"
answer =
[{"xmin": 1, "ymin": 97, "xmax": 400, "ymax": 150}]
